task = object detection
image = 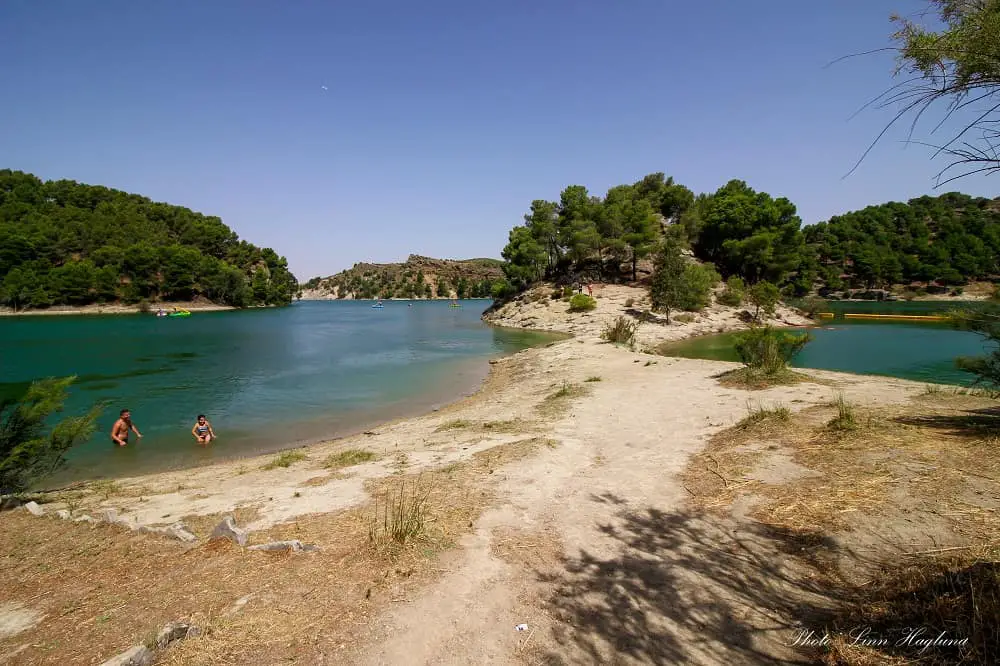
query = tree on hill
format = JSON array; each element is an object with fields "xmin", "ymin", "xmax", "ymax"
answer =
[
  {"xmin": 497, "ymin": 169, "xmax": 998, "ymax": 301},
  {"xmin": 0, "ymin": 170, "xmax": 297, "ymax": 309},
  {"xmin": 692, "ymin": 180, "xmax": 806, "ymax": 286},
  {"xmin": 499, "ymin": 173, "xmax": 692, "ymax": 288}
]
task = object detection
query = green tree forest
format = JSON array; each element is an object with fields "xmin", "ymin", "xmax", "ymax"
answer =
[
  {"xmin": 0, "ymin": 170, "xmax": 298, "ymax": 310},
  {"xmin": 499, "ymin": 171, "xmax": 1000, "ymax": 298}
]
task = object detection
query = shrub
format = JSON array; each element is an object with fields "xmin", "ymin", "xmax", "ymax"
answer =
[
  {"xmin": 746, "ymin": 281, "xmax": 781, "ymax": 321},
  {"xmin": 601, "ymin": 316, "xmax": 638, "ymax": 347},
  {"xmin": 568, "ymin": 294, "xmax": 596, "ymax": 312},
  {"xmin": 562, "ymin": 286, "xmax": 575, "ymax": 298},
  {"xmin": 625, "ymin": 297, "xmax": 635, "ymax": 308},
  {"xmin": 717, "ymin": 276, "xmax": 745, "ymax": 307},
  {"xmin": 673, "ymin": 313, "xmax": 696, "ymax": 323},
  {"xmin": 1, "ymin": 377, "xmax": 103, "ymax": 495},
  {"xmin": 649, "ymin": 238, "xmax": 719, "ymax": 314},
  {"xmin": 677, "ymin": 263, "xmax": 720, "ymax": 311},
  {"xmin": 733, "ymin": 326, "xmax": 812, "ymax": 375},
  {"xmin": 324, "ymin": 449, "xmax": 376, "ymax": 469},
  {"xmin": 649, "ymin": 237, "xmax": 687, "ymax": 316},
  {"xmin": 551, "ymin": 289, "xmax": 563, "ymax": 300},
  {"xmin": 827, "ymin": 394, "xmax": 858, "ymax": 431},
  {"xmin": 369, "ymin": 477, "xmax": 428, "ymax": 548},
  {"xmin": 799, "ymin": 297, "xmax": 828, "ymax": 318},
  {"xmin": 137, "ymin": 299, "xmax": 151, "ymax": 313}
]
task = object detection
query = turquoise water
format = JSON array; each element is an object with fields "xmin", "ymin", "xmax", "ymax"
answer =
[
  {"xmin": 0, "ymin": 300, "xmax": 553, "ymax": 481},
  {"xmin": 660, "ymin": 317, "xmax": 993, "ymax": 385}
]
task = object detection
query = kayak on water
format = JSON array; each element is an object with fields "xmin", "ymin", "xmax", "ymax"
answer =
[{"xmin": 167, "ymin": 308, "xmax": 191, "ymax": 317}]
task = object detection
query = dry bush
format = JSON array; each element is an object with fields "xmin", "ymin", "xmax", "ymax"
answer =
[{"xmin": 601, "ymin": 316, "xmax": 638, "ymax": 347}]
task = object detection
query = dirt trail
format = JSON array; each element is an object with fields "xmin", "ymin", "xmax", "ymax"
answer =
[{"xmin": 355, "ymin": 340, "xmax": 920, "ymax": 665}]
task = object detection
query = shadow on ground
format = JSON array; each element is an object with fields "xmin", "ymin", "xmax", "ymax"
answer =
[
  {"xmin": 894, "ymin": 405, "xmax": 1000, "ymax": 436},
  {"xmin": 534, "ymin": 496, "xmax": 856, "ymax": 665}
]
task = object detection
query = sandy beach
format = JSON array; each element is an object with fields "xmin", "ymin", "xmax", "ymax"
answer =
[{"xmin": 1, "ymin": 283, "xmax": 981, "ymax": 665}]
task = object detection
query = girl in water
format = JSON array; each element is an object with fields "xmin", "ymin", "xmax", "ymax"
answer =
[{"xmin": 191, "ymin": 414, "xmax": 216, "ymax": 446}]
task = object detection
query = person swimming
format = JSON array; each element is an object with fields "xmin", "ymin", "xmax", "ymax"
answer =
[
  {"xmin": 191, "ymin": 414, "xmax": 216, "ymax": 446},
  {"xmin": 111, "ymin": 408, "xmax": 142, "ymax": 447}
]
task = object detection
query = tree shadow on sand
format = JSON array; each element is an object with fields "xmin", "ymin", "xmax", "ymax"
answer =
[
  {"xmin": 894, "ymin": 405, "xmax": 1000, "ymax": 437},
  {"xmin": 535, "ymin": 496, "xmax": 866, "ymax": 665}
]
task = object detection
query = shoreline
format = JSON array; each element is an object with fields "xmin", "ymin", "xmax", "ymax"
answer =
[
  {"xmin": 0, "ymin": 302, "xmax": 238, "ymax": 317},
  {"xmin": 13, "ymin": 282, "xmax": 942, "ymax": 513}
]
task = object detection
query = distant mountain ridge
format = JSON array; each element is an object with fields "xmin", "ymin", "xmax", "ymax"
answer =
[{"xmin": 300, "ymin": 254, "xmax": 505, "ymax": 300}]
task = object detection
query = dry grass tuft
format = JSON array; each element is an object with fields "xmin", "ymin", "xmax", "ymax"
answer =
[
  {"xmin": 260, "ymin": 449, "xmax": 307, "ymax": 470},
  {"xmin": 368, "ymin": 477, "xmax": 429, "ymax": 552},
  {"xmin": 481, "ymin": 418, "xmax": 533, "ymax": 434},
  {"xmin": 734, "ymin": 401, "xmax": 791, "ymax": 432},
  {"xmin": 717, "ymin": 367, "xmax": 812, "ymax": 390},
  {"xmin": 324, "ymin": 448, "xmax": 377, "ymax": 469},
  {"xmin": 435, "ymin": 418, "xmax": 473, "ymax": 432},
  {"xmin": 826, "ymin": 394, "xmax": 859, "ymax": 432}
]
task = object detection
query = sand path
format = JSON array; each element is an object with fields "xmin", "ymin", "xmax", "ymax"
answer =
[{"xmin": 355, "ymin": 340, "xmax": 921, "ymax": 665}]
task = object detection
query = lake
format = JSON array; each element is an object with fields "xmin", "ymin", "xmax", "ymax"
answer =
[
  {"xmin": 0, "ymin": 300, "xmax": 555, "ymax": 482},
  {"xmin": 660, "ymin": 301, "xmax": 996, "ymax": 385}
]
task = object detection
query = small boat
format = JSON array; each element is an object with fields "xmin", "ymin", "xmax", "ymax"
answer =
[
  {"xmin": 168, "ymin": 309, "xmax": 191, "ymax": 318},
  {"xmin": 449, "ymin": 300, "xmax": 461, "ymax": 308},
  {"xmin": 372, "ymin": 301, "xmax": 384, "ymax": 309}
]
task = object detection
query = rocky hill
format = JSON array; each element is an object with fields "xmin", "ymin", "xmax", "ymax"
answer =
[{"xmin": 300, "ymin": 255, "xmax": 505, "ymax": 300}]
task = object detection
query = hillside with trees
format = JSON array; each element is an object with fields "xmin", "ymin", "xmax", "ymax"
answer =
[
  {"xmin": 498, "ymin": 170, "xmax": 1000, "ymax": 303},
  {"xmin": 0, "ymin": 170, "xmax": 298, "ymax": 311},
  {"xmin": 806, "ymin": 193, "xmax": 1000, "ymax": 294},
  {"xmin": 301, "ymin": 255, "xmax": 506, "ymax": 300}
]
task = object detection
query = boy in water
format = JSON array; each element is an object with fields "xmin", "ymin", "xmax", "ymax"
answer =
[
  {"xmin": 191, "ymin": 414, "xmax": 216, "ymax": 446},
  {"xmin": 111, "ymin": 409, "xmax": 142, "ymax": 447}
]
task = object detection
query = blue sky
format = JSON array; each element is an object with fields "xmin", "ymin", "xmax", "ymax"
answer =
[{"xmin": 1, "ymin": 0, "xmax": 996, "ymax": 280}]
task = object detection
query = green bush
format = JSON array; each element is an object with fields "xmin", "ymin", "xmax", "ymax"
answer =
[
  {"xmin": 677, "ymin": 263, "xmax": 720, "ymax": 311},
  {"xmin": 1, "ymin": 377, "xmax": 102, "ymax": 495},
  {"xmin": 733, "ymin": 326, "xmax": 813, "ymax": 375},
  {"xmin": 746, "ymin": 281, "xmax": 781, "ymax": 321},
  {"xmin": 717, "ymin": 276, "xmax": 745, "ymax": 307},
  {"xmin": 562, "ymin": 286, "xmax": 575, "ymax": 298},
  {"xmin": 601, "ymin": 316, "xmax": 638, "ymax": 346},
  {"xmin": 649, "ymin": 238, "xmax": 719, "ymax": 314},
  {"xmin": 798, "ymin": 297, "xmax": 828, "ymax": 318},
  {"xmin": 568, "ymin": 294, "xmax": 597, "ymax": 312}
]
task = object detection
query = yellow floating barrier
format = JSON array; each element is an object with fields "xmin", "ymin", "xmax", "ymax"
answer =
[
  {"xmin": 842, "ymin": 313, "xmax": 948, "ymax": 321},
  {"xmin": 817, "ymin": 312, "xmax": 835, "ymax": 318}
]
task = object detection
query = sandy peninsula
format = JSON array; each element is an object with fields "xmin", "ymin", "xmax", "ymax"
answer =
[{"xmin": 2, "ymin": 283, "xmax": 994, "ymax": 665}]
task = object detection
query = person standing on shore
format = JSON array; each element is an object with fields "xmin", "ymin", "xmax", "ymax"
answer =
[{"xmin": 111, "ymin": 409, "xmax": 142, "ymax": 447}]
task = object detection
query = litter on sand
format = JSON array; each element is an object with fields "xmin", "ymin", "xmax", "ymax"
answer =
[{"xmin": 515, "ymin": 623, "xmax": 528, "ymax": 631}]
